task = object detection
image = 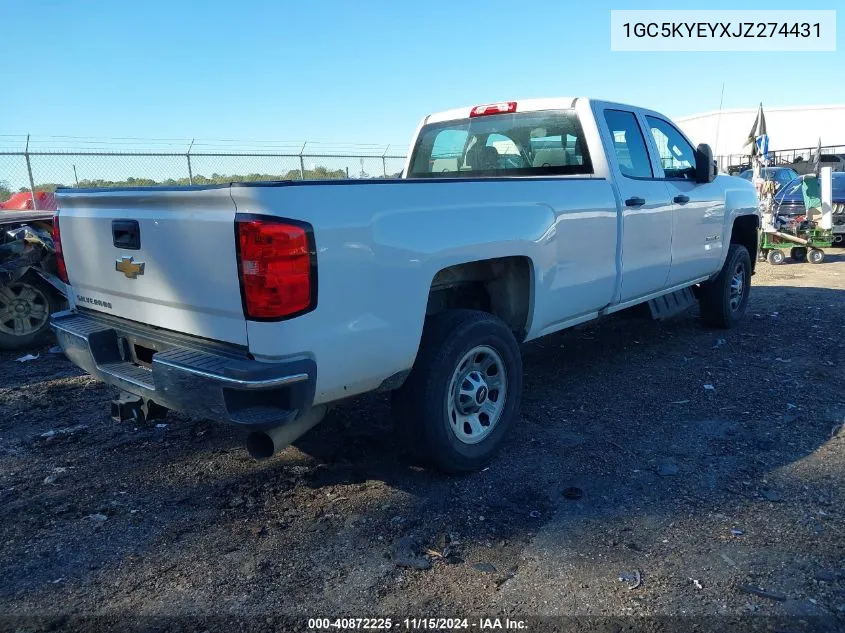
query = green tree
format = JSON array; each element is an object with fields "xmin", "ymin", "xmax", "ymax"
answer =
[
  {"xmin": 16, "ymin": 183, "xmax": 65, "ymax": 193},
  {"xmin": 70, "ymin": 165, "xmax": 349, "ymax": 190},
  {"xmin": 0, "ymin": 180, "xmax": 11, "ymax": 201}
]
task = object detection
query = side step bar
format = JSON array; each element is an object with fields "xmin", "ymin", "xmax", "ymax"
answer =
[{"xmin": 648, "ymin": 287, "xmax": 697, "ymax": 320}]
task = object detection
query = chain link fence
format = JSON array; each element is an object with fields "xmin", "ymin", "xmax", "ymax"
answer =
[
  {"xmin": 0, "ymin": 143, "xmax": 408, "ymax": 209},
  {"xmin": 716, "ymin": 143, "xmax": 845, "ymax": 174},
  {"xmin": 5, "ymin": 134, "xmax": 845, "ymax": 210}
]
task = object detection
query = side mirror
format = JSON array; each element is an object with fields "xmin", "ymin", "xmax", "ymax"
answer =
[{"xmin": 695, "ymin": 143, "xmax": 716, "ymax": 183}]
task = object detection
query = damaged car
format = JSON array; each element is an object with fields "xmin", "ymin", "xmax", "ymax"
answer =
[{"xmin": 0, "ymin": 211, "xmax": 66, "ymax": 349}]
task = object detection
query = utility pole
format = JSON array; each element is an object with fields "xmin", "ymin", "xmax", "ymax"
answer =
[
  {"xmin": 382, "ymin": 144, "xmax": 389, "ymax": 178},
  {"xmin": 714, "ymin": 82, "xmax": 725, "ymax": 169},
  {"xmin": 25, "ymin": 134, "xmax": 38, "ymax": 210},
  {"xmin": 186, "ymin": 138, "xmax": 195, "ymax": 185}
]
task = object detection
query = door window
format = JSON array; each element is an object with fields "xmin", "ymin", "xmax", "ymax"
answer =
[
  {"xmin": 646, "ymin": 116, "xmax": 697, "ymax": 180},
  {"xmin": 602, "ymin": 110, "xmax": 653, "ymax": 179}
]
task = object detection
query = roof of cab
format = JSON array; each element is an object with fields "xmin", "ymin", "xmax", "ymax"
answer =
[
  {"xmin": 423, "ymin": 97, "xmax": 666, "ymax": 125},
  {"xmin": 424, "ymin": 97, "xmax": 580, "ymax": 124}
]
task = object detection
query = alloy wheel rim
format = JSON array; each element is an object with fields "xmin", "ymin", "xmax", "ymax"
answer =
[{"xmin": 0, "ymin": 282, "xmax": 49, "ymax": 336}]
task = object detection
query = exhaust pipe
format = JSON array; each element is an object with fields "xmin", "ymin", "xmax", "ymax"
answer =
[{"xmin": 246, "ymin": 405, "xmax": 327, "ymax": 460}]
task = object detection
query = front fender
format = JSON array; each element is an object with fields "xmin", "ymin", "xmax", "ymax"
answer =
[{"xmin": 717, "ymin": 184, "xmax": 760, "ymax": 271}]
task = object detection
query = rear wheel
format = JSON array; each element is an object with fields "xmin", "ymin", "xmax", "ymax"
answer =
[
  {"xmin": 391, "ymin": 310, "xmax": 522, "ymax": 473},
  {"xmin": 0, "ymin": 279, "xmax": 61, "ymax": 350},
  {"xmin": 807, "ymin": 248, "xmax": 825, "ymax": 264},
  {"xmin": 790, "ymin": 247, "xmax": 807, "ymax": 262},
  {"xmin": 698, "ymin": 243, "xmax": 751, "ymax": 329},
  {"xmin": 767, "ymin": 249, "xmax": 785, "ymax": 265}
]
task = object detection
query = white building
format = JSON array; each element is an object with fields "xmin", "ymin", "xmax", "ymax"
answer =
[{"xmin": 675, "ymin": 104, "xmax": 845, "ymax": 162}]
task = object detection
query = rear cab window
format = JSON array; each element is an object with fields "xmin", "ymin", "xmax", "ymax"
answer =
[{"xmin": 408, "ymin": 110, "xmax": 593, "ymax": 178}]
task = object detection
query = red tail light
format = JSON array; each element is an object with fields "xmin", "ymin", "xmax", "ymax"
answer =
[
  {"xmin": 470, "ymin": 102, "xmax": 517, "ymax": 117},
  {"xmin": 235, "ymin": 215, "xmax": 316, "ymax": 320},
  {"xmin": 52, "ymin": 213, "xmax": 69, "ymax": 284}
]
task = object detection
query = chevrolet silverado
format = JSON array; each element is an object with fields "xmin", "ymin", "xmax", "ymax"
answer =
[{"xmin": 51, "ymin": 97, "xmax": 760, "ymax": 472}]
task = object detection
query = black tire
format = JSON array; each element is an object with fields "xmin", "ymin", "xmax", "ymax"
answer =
[
  {"xmin": 391, "ymin": 310, "xmax": 522, "ymax": 473},
  {"xmin": 698, "ymin": 243, "xmax": 752, "ymax": 329},
  {"xmin": 0, "ymin": 279, "xmax": 62, "ymax": 350},
  {"xmin": 790, "ymin": 247, "xmax": 807, "ymax": 262},
  {"xmin": 807, "ymin": 248, "xmax": 825, "ymax": 264},
  {"xmin": 767, "ymin": 249, "xmax": 785, "ymax": 265}
]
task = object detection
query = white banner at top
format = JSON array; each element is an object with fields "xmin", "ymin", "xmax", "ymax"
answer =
[{"xmin": 610, "ymin": 10, "xmax": 836, "ymax": 52}]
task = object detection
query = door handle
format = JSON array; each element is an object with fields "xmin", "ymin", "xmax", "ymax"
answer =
[
  {"xmin": 625, "ymin": 197, "xmax": 646, "ymax": 208},
  {"xmin": 112, "ymin": 219, "xmax": 141, "ymax": 250},
  {"xmin": 673, "ymin": 195, "xmax": 690, "ymax": 204}
]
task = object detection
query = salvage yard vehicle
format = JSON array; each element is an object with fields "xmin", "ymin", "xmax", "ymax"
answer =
[
  {"xmin": 50, "ymin": 98, "xmax": 760, "ymax": 472},
  {"xmin": 0, "ymin": 210, "xmax": 65, "ymax": 349}
]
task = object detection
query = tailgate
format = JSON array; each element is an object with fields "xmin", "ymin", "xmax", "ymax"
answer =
[{"xmin": 56, "ymin": 186, "xmax": 248, "ymax": 346}]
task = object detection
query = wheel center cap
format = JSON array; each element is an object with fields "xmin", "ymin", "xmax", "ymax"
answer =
[{"xmin": 476, "ymin": 385, "xmax": 488, "ymax": 404}]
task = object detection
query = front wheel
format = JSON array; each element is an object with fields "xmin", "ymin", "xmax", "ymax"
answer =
[
  {"xmin": 391, "ymin": 310, "xmax": 522, "ymax": 473},
  {"xmin": 767, "ymin": 249, "xmax": 785, "ymax": 265},
  {"xmin": 698, "ymin": 243, "xmax": 752, "ymax": 329}
]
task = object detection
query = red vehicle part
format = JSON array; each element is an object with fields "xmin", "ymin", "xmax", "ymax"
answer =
[{"xmin": 0, "ymin": 191, "xmax": 58, "ymax": 211}]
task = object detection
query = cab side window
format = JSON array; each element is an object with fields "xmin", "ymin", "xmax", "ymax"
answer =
[
  {"xmin": 646, "ymin": 116, "xmax": 697, "ymax": 180},
  {"xmin": 603, "ymin": 110, "xmax": 653, "ymax": 179}
]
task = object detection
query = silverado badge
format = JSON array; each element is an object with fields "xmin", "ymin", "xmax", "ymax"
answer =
[{"xmin": 115, "ymin": 256, "xmax": 145, "ymax": 279}]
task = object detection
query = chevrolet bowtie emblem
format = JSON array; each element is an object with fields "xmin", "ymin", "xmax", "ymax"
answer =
[{"xmin": 115, "ymin": 256, "xmax": 145, "ymax": 279}]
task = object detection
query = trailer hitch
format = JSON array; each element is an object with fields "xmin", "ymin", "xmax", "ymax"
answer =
[{"xmin": 111, "ymin": 392, "xmax": 168, "ymax": 424}]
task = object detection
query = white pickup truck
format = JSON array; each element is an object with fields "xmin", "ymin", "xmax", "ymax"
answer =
[{"xmin": 51, "ymin": 97, "xmax": 760, "ymax": 472}]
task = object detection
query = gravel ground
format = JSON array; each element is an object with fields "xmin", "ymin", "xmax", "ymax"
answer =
[{"xmin": 1, "ymin": 253, "xmax": 843, "ymax": 633}]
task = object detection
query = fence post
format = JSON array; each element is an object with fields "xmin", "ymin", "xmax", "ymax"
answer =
[
  {"xmin": 186, "ymin": 138, "xmax": 195, "ymax": 185},
  {"xmin": 24, "ymin": 134, "xmax": 38, "ymax": 210},
  {"xmin": 299, "ymin": 142, "xmax": 307, "ymax": 180},
  {"xmin": 382, "ymin": 144, "xmax": 389, "ymax": 178}
]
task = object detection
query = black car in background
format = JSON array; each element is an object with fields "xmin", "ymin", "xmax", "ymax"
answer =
[{"xmin": 738, "ymin": 167, "xmax": 800, "ymax": 188}]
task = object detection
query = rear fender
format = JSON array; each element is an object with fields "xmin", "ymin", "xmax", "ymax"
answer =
[{"xmin": 371, "ymin": 200, "xmax": 553, "ymax": 370}]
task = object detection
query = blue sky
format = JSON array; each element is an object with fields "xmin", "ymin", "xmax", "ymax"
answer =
[{"xmin": 2, "ymin": 0, "xmax": 843, "ymax": 150}]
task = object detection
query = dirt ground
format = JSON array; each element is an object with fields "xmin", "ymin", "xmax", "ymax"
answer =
[{"xmin": 1, "ymin": 252, "xmax": 843, "ymax": 633}]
